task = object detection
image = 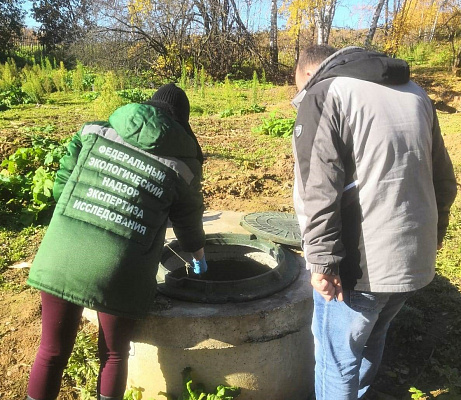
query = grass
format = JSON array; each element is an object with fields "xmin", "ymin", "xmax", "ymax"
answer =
[
  {"xmin": 0, "ymin": 225, "xmax": 45, "ymax": 272},
  {"xmin": 0, "ymin": 70, "xmax": 461, "ymax": 398}
]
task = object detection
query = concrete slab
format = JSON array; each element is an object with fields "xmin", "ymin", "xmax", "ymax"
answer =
[
  {"xmin": 165, "ymin": 210, "xmax": 249, "ymax": 242},
  {"xmin": 84, "ymin": 210, "xmax": 314, "ymax": 400}
]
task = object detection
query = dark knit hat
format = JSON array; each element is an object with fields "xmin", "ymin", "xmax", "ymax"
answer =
[
  {"xmin": 149, "ymin": 83, "xmax": 190, "ymax": 125},
  {"xmin": 145, "ymin": 83, "xmax": 203, "ymax": 164}
]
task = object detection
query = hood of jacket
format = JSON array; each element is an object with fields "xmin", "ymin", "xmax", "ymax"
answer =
[
  {"xmin": 293, "ymin": 47, "xmax": 410, "ymax": 108},
  {"xmin": 306, "ymin": 46, "xmax": 410, "ymax": 91},
  {"xmin": 108, "ymin": 103, "xmax": 198, "ymax": 159}
]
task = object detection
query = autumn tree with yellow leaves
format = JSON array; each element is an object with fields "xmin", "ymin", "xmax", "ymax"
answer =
[
  {"xmin": 280, "ymin": 0, "xmax": 337, "ymax": 61},
  {"xmin": 383, "ymin": 0, "xmax": 461, "ymax": 62}
]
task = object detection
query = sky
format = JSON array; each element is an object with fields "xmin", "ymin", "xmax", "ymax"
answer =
[
  {"xmin": 23, "ymin": 1, "xmax": 38, "ymax": 28},
  {"xmin": 334, "ymin": 0, "xmax": 373, "ymax": 29},
  {"xmin": 22, "ymin": 0, "xmax": 373, "ymax": 31}
]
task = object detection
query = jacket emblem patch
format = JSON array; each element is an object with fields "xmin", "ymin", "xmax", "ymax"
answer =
[{"xmin": 294, "ymin": 124, "xmax": 303, "ymax": 138}]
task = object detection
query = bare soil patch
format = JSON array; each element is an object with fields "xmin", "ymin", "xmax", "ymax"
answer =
[{"xmin": 1, "ymin": 77, "xmax": 460, "ymax": 399}]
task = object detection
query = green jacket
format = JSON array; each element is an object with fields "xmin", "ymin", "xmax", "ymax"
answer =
[{"xmin": 28, "ymin": 103, "xmax": 205, "ymax": 318}]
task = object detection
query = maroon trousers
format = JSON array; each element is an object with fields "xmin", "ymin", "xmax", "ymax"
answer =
[{"xmin": 28, "ymin": 292, "xmax": 135, "ymax": 400}]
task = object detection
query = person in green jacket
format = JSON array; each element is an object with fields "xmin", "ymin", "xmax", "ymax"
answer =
[{"xmin": 26, "ymin": 83, "xmax": 207, "ymax": 400}]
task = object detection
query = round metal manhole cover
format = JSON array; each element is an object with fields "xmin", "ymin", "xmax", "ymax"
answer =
[{"xmin": 240, "ymin": 212, "xmax": 301, "ymax": 248}]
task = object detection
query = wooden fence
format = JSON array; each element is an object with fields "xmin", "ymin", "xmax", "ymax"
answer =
[{"xmin": 11, "ymin": 37, "xmax": 46, "ymax": 53}]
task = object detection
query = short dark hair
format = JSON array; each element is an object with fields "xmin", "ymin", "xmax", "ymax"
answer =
[{"xmin": 297, "ymin": 45, "xmax": 337, "ymax": 70}]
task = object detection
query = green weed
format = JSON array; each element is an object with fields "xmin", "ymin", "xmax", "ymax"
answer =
[
  {"xmin": 158, "ymin": 367, "xmax": 241, "ymax": 400},
  {"xmin": 0, "ymin": 58, "xmax": 20, "ymax": 90},
  {"xmin": 0, "ymin": 86, "xmax": 32, "ymax": 109},
  {"xmin": 252, "ymin": 112, "xmax": 295, "ymax": 138},
  {"xmin": 124, "ymin": 387, "xmax": 146, "ymax": 400},
  {"xmin": 190, "ymin": 105, "xmax": 205, "ymax": 116},
  {"xmin": 220, "ymin": 104, "xmax": 266, "ymax": 118},
  {"xmin": 123, "ymin": 368, "xmax": 240, "ymax": 400},
  {"xmin": 200, "ymin": 67, "xmax": 206, "ymax": 99},
  {"xmin": 63, "ymin": 330, "xmax": 99, "ymax": 400},
  {"xmin": 0, "ymin": 134, "xmax": 67, "ymax": 224},
  {"xmin": 240, "ymin": 104, "xmax": 266, "ymax": 115},
  {"xmin": 409, "ymin": 387, "xmax": 428, "ymax": 399},
  {"xmin": 118, "ymin": 88, "xmax": 152, "ymax": 104},
  {"xmin": 82, "ymin": 92, "xmax": 100, "ymax": 101},
  {"xmin": 72, "ymin": 62, "xmax": 86, "ymax": 92},
  {"xmin": 0, "ymin": 225, "xmax": 45, "ymax": 271},
  {"xmin": 180, "ymin": 62, "xmax": 188, "ymax": 89},
  {"xmin": 219, "ymin": 108, "xmax": 235, "ymax": 118},
  {"xmin": 51, "ymin": 61, "xmax": 68, "ymax": 92},
  {"xmin": 251, "ymin": 71, "xmax": 259, "ymax": 104}
]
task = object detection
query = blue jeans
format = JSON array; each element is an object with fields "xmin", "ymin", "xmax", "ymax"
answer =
[{"xmin": 312, "ymin": 289, "xmax": 414, "ymax": 400}]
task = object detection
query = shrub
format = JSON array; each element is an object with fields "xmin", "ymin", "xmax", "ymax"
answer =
[
  {"xmin": 21, "ymin": 66, "xmax": 45, "ymax": 104},
  {"xmin": 93, "ymin": 71, "xmax": 124, "ymax": 119},
  {"xmin": 0, "ymin": 58, "xmax": 19, "ymax": 91},
  {"xmin": 51, "ymin": 61, "xmax": 68, "ymax": 92},
  {"xmin": 41, "ymin": 57, "xmax": 55, "ymax": 94},
  {"xmin": 72, "ymin": 61, "xmax": 85, "ymax": 92}
]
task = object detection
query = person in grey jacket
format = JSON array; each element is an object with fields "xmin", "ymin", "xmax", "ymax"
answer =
[{"xmin": 292, "ymin": 45, "xmax": 457, "ymax": 399}]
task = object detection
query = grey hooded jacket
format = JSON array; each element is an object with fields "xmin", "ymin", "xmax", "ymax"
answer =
[{"xmin": 292, "ymin": 47, "xmax": 457, "ymax": 292}]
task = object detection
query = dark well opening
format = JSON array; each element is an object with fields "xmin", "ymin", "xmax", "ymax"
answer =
[
  {"xmin": 157, "ymin": 233, "xmax": 301, "ymax": 303},
  {"xmin": 169, "ymin": 259, "xmax": 272, "ymax": 281}
]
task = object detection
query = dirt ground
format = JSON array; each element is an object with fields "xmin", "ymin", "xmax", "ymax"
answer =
[
  {"xmin": 0, "ymin": 115, "xmax": 297, "ymax": 400},
  {"xmin": 1, "ymin": 82, "xmax": 460, "ymax": 400}
]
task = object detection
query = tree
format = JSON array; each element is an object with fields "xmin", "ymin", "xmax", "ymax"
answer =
[
  {"xmin": 281, "ymin": 0, "xmax": 337, "ymax": 46},
  {"xmin": 313, "ymin": 0, "xmax": 337, "ymax": 44},
  {"xmin": 280, "ymin": 0, "xmax": 312, "ymax": 61},
  {"xmin": 192, "ymin": 0, "xmax": 261, "ymax": 76},
  {"xmin": 384, "ymin": 0, "xmax": 417, "ymax": 54},
  {"xmin": 88, "ymin": 0, "xmax": 195, "ymax": 75},
  {"xmin": 32, "ymin": 0, "xmax": 95, "ymax": 48},
  {"xmin": 365, "ymin": 0, "xmax": 387, "ymax": 47},
  {"xmin": 437, "ymin": 3, "xmax": 461, "ymax": 72},
  {"xmin": 0, "ymin": 0, "xmax": 25, "ymax": 54},
  {"xmin": 270, "ymin": 0, "xmax": 279, "ymax": 69},
  {"xmin": 88, "ymin": 0, "xmax": 263, "ymax": 79}
]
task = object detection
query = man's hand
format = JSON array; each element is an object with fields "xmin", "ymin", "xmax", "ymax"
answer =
[{"xmin": 311, "ymin": 272, "xmax": 344, "ymax": 302}]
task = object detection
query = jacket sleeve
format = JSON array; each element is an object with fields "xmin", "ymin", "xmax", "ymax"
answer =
[
  {"xmin": 169, "ymin": 159, "xmax": 206, "ymax": 253},
  {"xmin": 53, "ymin": 130, "xmax": 82, "ymax": 202},
  {"xmin": 293, "ymin": 90, "xmax": 346, "ymax": 276},
  {"xmin": 431, "ymin": 108, "xmax": 457, "ymax": 244}
]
